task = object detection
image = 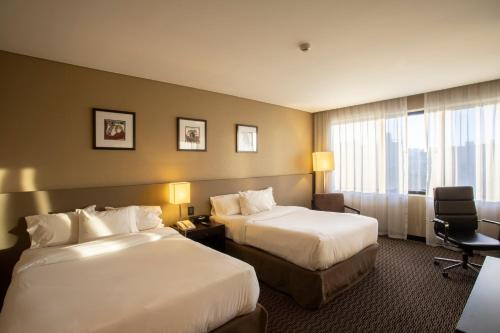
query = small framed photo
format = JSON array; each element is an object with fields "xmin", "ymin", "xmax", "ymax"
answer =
[
  {"xmin": 236, "ymin": 124, "xmax": 258, "ymax": 153},
  {"xmin": 177, "ymin": 117, "xmax": 207, "ymax": 151},
  {"xmin": 93, "ymin": 108, "xmax": 135, "ymax": 150}
]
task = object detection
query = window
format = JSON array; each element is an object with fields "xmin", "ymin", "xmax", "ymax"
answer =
[
  {"xmin": 448, "ymin": 106, "xmax": 477, "ymax": 188},
  {"xmin": 408, "ymin": 111, "xmax": 427, "ymax": 194},
  {"xmin": 442, "ymin": 103, "xmax": 496, "ymax": 198},
  {"xmin": 385, "ymin": 115, "xmax": 405, "ymax": 194},
  {"xmin": 330, "ymin": 113, "xmax": 407, "ymax": 195}
]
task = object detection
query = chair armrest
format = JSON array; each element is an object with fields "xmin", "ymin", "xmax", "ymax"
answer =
[
  {"xmin": 481, "ymin": 219, "xmax": 500, "ymax": 227},
  {"xmin": 433, "ymin": 218, "xmax": 450, "ymax": 241},
  {"xmin": 344, "ymin": 205, "xmax": 360, "ymax": 214}
]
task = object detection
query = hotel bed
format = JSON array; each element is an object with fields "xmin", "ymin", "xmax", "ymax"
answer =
[
  {"xmin": 212, "ymin": 205, "xmax": 379, "ymax": 309},
  {"xmin": 0, "ymin": 227, "xmax": 266, "ymax": 333}
]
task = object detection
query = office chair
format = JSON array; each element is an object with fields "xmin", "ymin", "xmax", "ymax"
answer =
[
  {"xmin": 313, "ymin": 193, "xmax": 360, "ymax": 214},
  {"xmin": 432, "ymin": 186, "xmax": 500, "ymax": 277}
]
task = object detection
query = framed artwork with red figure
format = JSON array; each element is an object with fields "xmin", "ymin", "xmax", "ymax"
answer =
[{"xmin": 93, "ymin": 108, "xmax": 135, "ymax": 150}]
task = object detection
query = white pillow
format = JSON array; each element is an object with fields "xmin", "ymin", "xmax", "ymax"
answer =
[
  {"xmin": 210, "ymin": 194, "xmax": 241, "ymax": 216},
  {"xmin": 239, "ymin": 187, "xmax": 276, "ymax": 216},
  {"xmin": 25, "ymin": 205, "xmax": 96, "ymax": 248},
  {"xmin": 265, "ymin": 187, "xmax": 278, "ymax": 206},
  {"xmin": 78, "ymin": 206, "xmax": 139, "ymax": 243},
  {"xmin": 105, "ymin": 205, "xmax": 163, "ymax": 230}
]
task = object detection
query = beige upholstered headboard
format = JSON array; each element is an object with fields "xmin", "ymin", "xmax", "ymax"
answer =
[{"xmin": 0, "ymin": 173, "xmax": 312, "ymax": 304}]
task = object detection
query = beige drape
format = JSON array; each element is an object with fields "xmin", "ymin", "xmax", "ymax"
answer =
[
  {"xmin": 313, "ymin": 98, "xmax": 408, "ymax": 239},
  {"xmin": 424, "ymin": 79, "xmax": 500, "ymax": 245}
]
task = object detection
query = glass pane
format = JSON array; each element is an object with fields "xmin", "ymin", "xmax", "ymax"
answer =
[
  {"xmin": 386, "ymin": 116, "xmax": 404, "ymax": 194},
  {"xmin": 408, "ymin": 112, "xmax": 427, "ymax": 193}
]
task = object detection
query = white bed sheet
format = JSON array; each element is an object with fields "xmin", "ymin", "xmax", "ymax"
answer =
[
  {"xmin": 0, "ymin": 227, "xmax": 259, "ymax": 333},
  {"xmin": 212, "ymin": 206, "xmax": 378, "ymax": 271}
]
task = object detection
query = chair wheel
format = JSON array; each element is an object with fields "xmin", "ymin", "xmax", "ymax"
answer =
[
  {"xmin": 433, "ymin": 261, "xmax": 440, "ymax": 266},
  {"xmin": 442, "ymin": 272, "xmax": 448, "ymax": 278}
]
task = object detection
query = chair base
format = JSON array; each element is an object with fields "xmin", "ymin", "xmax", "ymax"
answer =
[{"xmin": 433, "ymin": 252, "xmax": 482, "ymax": 278}]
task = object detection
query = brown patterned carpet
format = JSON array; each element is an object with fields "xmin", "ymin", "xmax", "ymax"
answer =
[{"xmin": 258, "ymin": 237, "xmax": 483, "ymax": 333}]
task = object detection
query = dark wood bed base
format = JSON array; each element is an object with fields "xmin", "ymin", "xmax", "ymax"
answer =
[
  {"xmin": 211, "ymin": 303, "xmax": 268, "ymax": 333},
  {"xmin": 225, "ymin": 240, "xmax": 379, "ymax": 309}
]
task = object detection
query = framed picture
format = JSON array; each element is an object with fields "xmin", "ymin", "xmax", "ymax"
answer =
[
  {"xmin": 177, "ymin": 117, "xmax": 207, "ymax": 151},
  {"xmin": 93, "ymin": 108, "xmax": 135, "ymax": 150},
  {"xmin": 236, "ymin": 124, "xmax": 258, "ymax": 153}
]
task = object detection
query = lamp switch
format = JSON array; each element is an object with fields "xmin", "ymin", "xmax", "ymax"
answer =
[{"xmin": 188, "ymin": 206, "xmax": 194, "ymax": 216}]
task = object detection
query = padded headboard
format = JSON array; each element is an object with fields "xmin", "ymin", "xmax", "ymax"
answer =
[{"xmin": 0, "ymin": 173, "xmax": 312, "ymax": 305}]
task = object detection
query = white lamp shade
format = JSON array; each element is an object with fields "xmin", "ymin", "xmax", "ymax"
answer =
[
  {"xmin": 168, "ymin": 182, "xmax": 191, "ymax": 204},
  {"xmin": 312, "ymin": 152, "xmax": 335, "ymax": 172}
]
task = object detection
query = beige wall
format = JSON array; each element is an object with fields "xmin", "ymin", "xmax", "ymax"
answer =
[
  {"xmin": 407, "ymin": 94, "xmax": 424, "ymax": 111},
  {"xmin": 0, "ymin": 51, "xmax": 431, "ymax": 239},
  {"xmin": 408, "ymin": 195, "xmax": 426, "ymax": 237},
  {"xmin": 0, "ymin": 51, "xmax": 312, "ymax": 193}
]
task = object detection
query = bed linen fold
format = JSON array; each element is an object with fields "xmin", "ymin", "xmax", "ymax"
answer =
[
  {"xmin": 13, "ymin": 227, "xmax": 179, "ymax": 274},
  {"xmin": 0, "ymin": 227, "xmax": 259, "ymax": 333}
]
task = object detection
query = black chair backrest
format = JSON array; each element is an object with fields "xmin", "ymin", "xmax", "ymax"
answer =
[{"xmin": 434, "ymin": 186, "xmax": 478, "ymax": 232}]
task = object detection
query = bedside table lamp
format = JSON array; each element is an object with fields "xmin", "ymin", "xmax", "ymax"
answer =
[
  {"xmin": 168, "ymin": 182, "xmax": 191, "ymax": 222},
  {"xmin": 312, "ymin": 151, "xmax": 334, "ymax": 194}
]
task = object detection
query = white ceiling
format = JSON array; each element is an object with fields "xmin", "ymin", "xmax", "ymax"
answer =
[{"xmin": 1, "ymin": 0, "xmax": 500, "ymax": 112}]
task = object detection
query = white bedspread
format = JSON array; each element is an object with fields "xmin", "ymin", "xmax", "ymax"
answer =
[
  {"xmin": 0, "ymin": 227, "xmax": 259, "ymax": 333},
  {"xmin": 212, "ymin": 206, "xmax": 378, "ymax": 271}
]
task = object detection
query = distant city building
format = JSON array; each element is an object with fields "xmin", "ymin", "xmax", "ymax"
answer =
[{"xmin": 408, "ymin": 148, "xmax": 427, "ymax": 193}]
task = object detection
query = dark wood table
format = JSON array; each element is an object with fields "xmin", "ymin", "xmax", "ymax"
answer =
[
  {"xmin": 456, "ymin": 256, "xmax": 500, "ymax": 333},
  {"xmin": 172, "ymin": 222, "xmax": 225, "ymax": 252}
]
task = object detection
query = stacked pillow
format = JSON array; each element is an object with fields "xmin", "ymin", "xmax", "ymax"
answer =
[
  {"xmin": 210, "ymin": 187, "xmax": 277, "ymax": 216},
  {"xmin": 210, "ymin": 194, "xmax": 241, "ymax": 216},
  {"xmin": 25, "ymin": 205, "xmax": 96, "ymax": 248},
  {"xmin": 77, "ymin": 206, "xmax": 140, "ymax": 243},
  {"xmin": 25, "ymin": 205, "xmax": 164, "ymax": 248},
  {"xmin": 105, "ymin": 206, "xmax": 163, "ymax": 231}
]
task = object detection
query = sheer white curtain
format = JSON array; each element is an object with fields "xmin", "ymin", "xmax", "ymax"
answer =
[
  {"xmin": 425, "ymin": 80, "xmax": 500, "ymax": 245},
  {"xmin": 314, "ymin": 98, "xmax": 408, "ymax": 239}
]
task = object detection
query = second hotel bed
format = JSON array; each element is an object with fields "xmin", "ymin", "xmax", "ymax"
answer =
[{"xmin": 212, "ymin": 205, "xmax": 379, "ymax": 309}]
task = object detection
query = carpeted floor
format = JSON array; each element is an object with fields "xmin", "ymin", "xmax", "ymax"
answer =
[{"xmin": 258, "ymin": 237, "xmax": 483, "ymax": 333}]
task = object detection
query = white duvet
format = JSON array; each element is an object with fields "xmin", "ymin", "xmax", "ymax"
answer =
[
  {"xmin": 0, "ymin": 227, "xmax": 259, "ymax": 333},
  {"xmin": 212, "ymin": 206, "xmax": 378, "ymax": 271}
]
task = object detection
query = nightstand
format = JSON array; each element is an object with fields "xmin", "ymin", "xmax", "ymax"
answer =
[{"xmin": 173, "ymin": 222, "xmax": 225, "ymax": 252}]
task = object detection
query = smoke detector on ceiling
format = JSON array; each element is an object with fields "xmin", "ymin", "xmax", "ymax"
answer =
[{"xmin": 299, "ymin": 42, "xmax": 311, "ymax": 52}]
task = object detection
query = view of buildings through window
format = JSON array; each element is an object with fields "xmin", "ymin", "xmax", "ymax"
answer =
[
  {"xmin": 407, "ymin": 111, "xmax": 427, "ymax": 194},
  {"xmin": 385, "ymin": 111, "xmax": 427, "ymax": 194},
  {"xmin": 333, "ymin": 106, "xmax": 493, "ymax": 196},
  {"xmin": 396, "ymin": 107, "xmax": 488, "ymax": 195}
]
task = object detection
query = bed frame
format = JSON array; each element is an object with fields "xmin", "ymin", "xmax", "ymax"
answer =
[
  {"xmin": 212, "ymin": 303, "xmax": 268, "ymax": 333},
  {"xmin": 225, "ymin": 240, "xmax": 378, "ymax": 309}
]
